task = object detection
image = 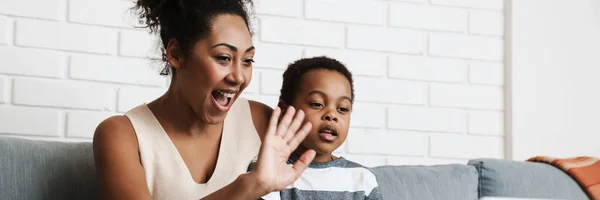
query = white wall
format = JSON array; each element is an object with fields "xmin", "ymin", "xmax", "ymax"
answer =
[
  {"xmin": 0, "ymin": 0, "xmax": 505, "ymax": 167},
  {"xmin": 508, "ymin": 0, "xmax": 600, "ymax": 160}
]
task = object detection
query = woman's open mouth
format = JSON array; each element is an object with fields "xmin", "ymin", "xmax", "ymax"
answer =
[{"xmin": 211, "ymin": 89, "xmax": 236, "ymax": 111}]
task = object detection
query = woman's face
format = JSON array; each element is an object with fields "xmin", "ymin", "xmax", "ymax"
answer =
[{"xmin": 170, "ymin": 14, "xmax": 254, "ymax": 124}]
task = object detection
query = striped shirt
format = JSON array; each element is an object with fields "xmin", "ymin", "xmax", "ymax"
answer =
[{"xmin": 248, "ymin": 154, "xmax": 383, "ymax": 200}]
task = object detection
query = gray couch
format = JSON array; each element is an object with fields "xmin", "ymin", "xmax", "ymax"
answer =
[{"xmin": 0, "ymin": 137, "xmax": 589, "ymax": 200}]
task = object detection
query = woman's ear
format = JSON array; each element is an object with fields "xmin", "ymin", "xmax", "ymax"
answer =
[{"xmin": 166, "ymin": 39, "xmax": 183, "ymax": 70}]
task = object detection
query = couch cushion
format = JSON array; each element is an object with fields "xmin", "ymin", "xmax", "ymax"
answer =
[
  {"xmin": 370, "ymin": 164, "xmax": 479, "ymax": 200},
  {"xmin": 0, "ymin": 137, "xmax": 98, "ymax": 200},
  {"xmin": 468, "ymin": 158, "xmax": 589, "ymax": 200}
]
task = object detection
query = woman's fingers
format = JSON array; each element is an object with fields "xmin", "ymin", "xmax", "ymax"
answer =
[
  {"xmin": 287, "ymin": 122, "xmax": 312, "ymax": 148},
  {"xmin": 283, "ymin": 110, "xmax": 305, "ymax": 142},
  {"xmin": 276, "ymin": 106, "xmax": 296, "ymax": 137},
  {"xmin": 265, "ymin": 107, "xmax": 281, "ymax": 137},
  {"xmin": 292, "ymin": 149, "xmax": 316, "ymax": 175}
]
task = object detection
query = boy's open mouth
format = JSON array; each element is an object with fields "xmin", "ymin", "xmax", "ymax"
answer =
[
  {"xmin": 317, "ymin": 125, "xmax": 338, "ymax": 142},
  {"xmin": 211, "ymin": 89, "xmax": 236, "ymax": 109}
]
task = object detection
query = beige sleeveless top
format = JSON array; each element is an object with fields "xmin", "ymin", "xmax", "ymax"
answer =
[{"xmin": 125, "ymin": 98, "xmax": 262, "ymax": 200}]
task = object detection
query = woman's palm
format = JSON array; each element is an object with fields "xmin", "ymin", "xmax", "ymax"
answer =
[{"xmin": 251, "ymin": 106, "xmax": 315, "ymax": 191}]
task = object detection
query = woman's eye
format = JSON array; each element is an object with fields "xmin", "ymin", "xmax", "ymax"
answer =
[
  {"xmin": 243, "ymin": 59, "xmax": 255, "ymax": 63},
  {"xmin": 216, "ymin": 56, "xmax": 231, "ymax": 62}
]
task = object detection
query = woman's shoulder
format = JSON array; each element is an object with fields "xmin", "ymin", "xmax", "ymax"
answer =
[
  {"xmin": 92, "ymin": 115, "xmax": 150, "ymax": 199},
  {"xmin": 93, "ymin": 115, "xmax": 139, "ymax": 152},
  {"xmin": 248, "ymin": 99, "xmax": 273, "ymax": 140}
]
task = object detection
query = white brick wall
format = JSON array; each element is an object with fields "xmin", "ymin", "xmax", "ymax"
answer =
[
  {"xmin": 305, "ymin": 0, "xmax": 385, "ymax": 25},
  {"xmin": 0, "ymin": 17, "xmax": 8, "ymax": 45},
  {"xmin": 429, "ymin": 33, "xmax": 503, "ymax": 61},
  {"xmin": 354, "ymin": 77, "xmax": 425, "ymax": 104},
  {"xmin": 305, "ymin": 48, "xmax": 387, "ymax": 77},
  {"xmin": 255, "ymin": 0, "xmax": 303, "ymax": 18},
  {"xmin": 388, "ymin": 105, "xmax": 467, "ymax": 133},
  {"xmin": 347, "ymin": 129, "xmax": 428, "ymax": 156},
  {"xmin": 260, "ymin": 17, "xmax": 344, "ymax": 47},
  {"xmin": 259, "ymin": 69, "xmax": 284, "ymax": 95},
  {"xmin": 0, "ymin": 107, "xmax": 61, "ymax": 136},
  {"xmin": 0, "ymin": 46, "xmax": 63, "ymax": 78},
  {"xmin": 243, "ymin": 71, "xmax": 260, "ymax": 94},
  {"xmin": 66, "ymin": 111, "xmax": 114, "ymax": 138},
  {"xmin": 429, "ymin": 84, "xmax": 503, "ymax": 110},
  {"xmin": 469, "ymin": 61, "xmax": 504, "ymax": 85},
  {"xmin": 254, "ymin": 42, "xmax": 303, "ymax": 69},
  {"xmin": 0, "ymin": 0, "xmax": 505, "ymax": 167},
  {"xmin": 389, "ymin": 55, "xmax": 466, "ymax": 83},
  {"xmin": 469, "ymin": 11, "xmax": 504, "ymax": 36},
  {"xmin": 430, "ymin": 0, "xmax": 503, "ymax": 10},
  {"xmin": 0, "ymin": 76, "xmax": 6, "ymax": 103},
  {"xmin": 389, "ymin": 3, "xmax": 467, "ymax": 32},
  {"xmin": 119, "ymin": 30, "xmax": 161, "ymax": 59},
  {"xmin": 468, "ymin": 111, "xmax": 504, "ymax": 136},
  {"xmin": 15, "ymin": 19, "xmax": 119, "ymax": 54},
  {"xmin": 117, "ymin": 87, "xmax": 166, "ymax": 113},
  {"xmin": 68, "ymin": 0, "xmax": 137, "ymax": 28},
  {"xmin": 69, "ymin": 54, "xmax": 166, "ymax": 87},
  {"xmin": 13, "ymin": 78, "xmax": 114, "ymax": 110},
  {"xmin": 349, "ymin": 102, "xmax": 386, "ymax": 128},
  {"xmin": 429, "ymin": 134, "xmax": 503, "ymax": 159},
  {"xmin": 0, "ymin": 0, "xmax": 61, "ymax": 20},
  {"xmin": 347, "ymin": 26, "xmax": 425, "ymax": 54}
]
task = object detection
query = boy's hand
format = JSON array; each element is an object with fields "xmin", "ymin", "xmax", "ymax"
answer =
[{"xmin": 250, "ymin": 106, "xmax": 315, "ymax": 193}]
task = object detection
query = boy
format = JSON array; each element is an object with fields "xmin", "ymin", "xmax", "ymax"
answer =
[{"xmin": 250, "ymin": 56, "xmax": 383, "ymax": 200}]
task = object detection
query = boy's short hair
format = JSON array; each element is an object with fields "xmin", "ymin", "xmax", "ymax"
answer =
[{"xmin": 279, "ymin": 56, "xmax": 354, "ymax": 105}]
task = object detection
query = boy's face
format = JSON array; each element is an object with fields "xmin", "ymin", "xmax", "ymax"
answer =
[{"xmin": 291, "ymin": 69, "xmax": 352, "ymax": 155}]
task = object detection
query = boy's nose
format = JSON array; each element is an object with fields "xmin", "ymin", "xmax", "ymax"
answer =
[{"xmin": 322, "ymin": 111, "xmax": 338, "ymax": 122}]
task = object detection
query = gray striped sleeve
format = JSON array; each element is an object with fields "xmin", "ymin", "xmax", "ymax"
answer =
[
  {"xmin": 280, "ymin": 188, "xmax": 367, "ymax": 199},
  {"xmin": 277, "ymin": 187, "xmax": 383, "ymax": 200}
]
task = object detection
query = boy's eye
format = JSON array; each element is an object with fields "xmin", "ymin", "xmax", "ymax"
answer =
[
  {"xmin": 309, "ymin": 102, "xmax": 323, "ymax": 108},
  {"xmin": 338, "ymin": 107, "xmax": 350, "ymax": 113}
]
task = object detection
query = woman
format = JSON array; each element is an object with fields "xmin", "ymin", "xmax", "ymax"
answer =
[{"xmin": 92, "ymin": 0, "xmax": 316, "ymax": 199}]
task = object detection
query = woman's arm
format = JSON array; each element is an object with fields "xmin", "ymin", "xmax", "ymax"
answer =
[
  {"xmin": 199, "ymin": 173, "xmax": 268, "ymax": 199},
  {"xmin": 93, "ymin": 116, "xmax": 152, "ymax": 200}
]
